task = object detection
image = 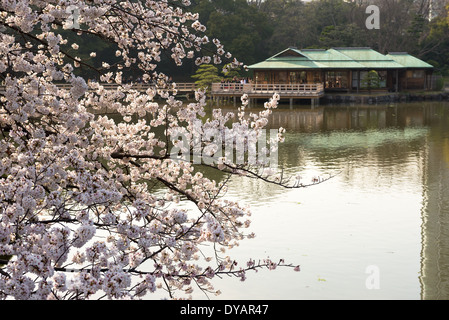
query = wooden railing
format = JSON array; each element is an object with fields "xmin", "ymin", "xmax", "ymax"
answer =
[
  {"xmin": 252, "ymin": 83, "xmax": 324, "ymax": 95},
  {"xmin": 0, "ymin": 82, "xmax": 197, "ymax": 93},
  {"xmin": 211, "ymin": 83, "xmax": 324, "ymax": 97},
  {"xmin": 211, "ymin": 83, "xmax": 248, "ymax": 93},
  {"xmin": 71, "ymin": 82, "xmax": 197, "ymax": 92},
  {"xmin": 1, "ymin": 82, "xmax": 325, "ymax": 97}
]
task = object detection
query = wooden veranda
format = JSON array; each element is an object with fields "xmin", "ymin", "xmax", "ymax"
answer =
[{"xmin": 211, "ymin": 83, "xmax": 324, "ymax": 107}]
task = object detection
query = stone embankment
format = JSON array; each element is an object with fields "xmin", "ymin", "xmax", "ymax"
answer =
[{"xmin": 322, "ymin": 91, "xmax": 449, "ymax": 104}]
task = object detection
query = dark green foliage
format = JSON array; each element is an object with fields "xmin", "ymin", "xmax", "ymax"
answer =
[
  {"xmin": 193, "ymin": 0, "xmax": 272, "ymax": 65},
  {"xmin": 69, "ymin": 0, "xmax": 449, "ymax": 79},
  {"xmin": 191, "ymin": 64, "xmax": 222, "ymax": 90},
  {"xmin": 361, "ymin": 70, "xmax": 381, "ymax": 92},
  {"xmin": 189, "ymin": 0, "xmax": 449, "ymax": 72}
]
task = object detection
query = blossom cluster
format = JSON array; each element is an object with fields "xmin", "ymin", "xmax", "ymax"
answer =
[
  {"xmin": 169, "ymin": 117, "xmax": 281, "ymax": 167},
  {"xmin": 0, "ymin": 0, "xmax": 298, "ymax": 300}
]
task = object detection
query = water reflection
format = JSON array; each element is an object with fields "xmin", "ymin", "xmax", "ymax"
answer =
[
  {"xmin": 226, "ymin": 104, "xmax": 430, "ymax": 132},
  {"xmin": 216, "ymin": 101, "xmax": 449, "ymax": 299},
  {"xmin": 419, "ymin": 104, "xmax": 449, "ymax": 300}
]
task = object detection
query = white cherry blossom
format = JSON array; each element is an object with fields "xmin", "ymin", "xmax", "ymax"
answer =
[{"xmin": 0, "ymin": 0, "xmax": 307, "ymax": 300}]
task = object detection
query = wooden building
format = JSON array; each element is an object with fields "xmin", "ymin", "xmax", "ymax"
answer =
[{"xmin": 247, "ymin": 47, "xmax": 434, "ymax": 93}]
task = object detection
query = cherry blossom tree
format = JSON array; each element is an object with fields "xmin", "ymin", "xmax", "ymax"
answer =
[{"xmin": 0, "ymin": 0, "xmax": 318, "ymax": 300}]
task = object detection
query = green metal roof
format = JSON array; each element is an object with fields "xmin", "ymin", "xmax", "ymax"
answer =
[
  {"xmin": 301, "ymin": 48, "xmax": 367, "ymax": 68},
  {"xmin": 301, "ymin": 48, "xmax": 355, "ymax": 61},
  {"xmin": 248, "ymin": 47, "xmax": 433, "ymax": 70},
  {"xmin": 333, "ymin": 47, "xmax": 389, "ymax": 61},
  {"xmin": 248, "ymin": 60, "xmax": 322, "ymax": 69},
  {"xmin": 333, "ymin": 48, "xmax": 404, "ymax": 69},
  {"xmin": 386, "ymin": 52, "xmax": 434, "ymax": 68}
]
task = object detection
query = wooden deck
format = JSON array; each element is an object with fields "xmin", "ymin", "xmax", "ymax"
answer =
[
  {"xmin": 0, "ymin": 82, "xmax": 324, "ymax": 108},
  {"xmin": 0, "ymin": 82, "xmax": 197, "ymax": 95},
  {"xmin": 67, "ymin": 82, "xmax": 197, "ymax": 93},
  {"xmin": 211, "ymin": 83, "xmax": 325, "ymax": 99}
]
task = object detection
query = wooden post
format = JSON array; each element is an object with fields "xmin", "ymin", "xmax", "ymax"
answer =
[
  {"xmin": 423, "ymin": 71, "xmax": 426, "ymax": 90},
  {"xmin": 405, "ymin": 70, "xmax": 408, "ymax": 90},
  {"xmin": 357, "ymin": 70, "xmax": 360, "ymax": 93},
  {"xmin": 289, "ymin": 98, "xmax": 293, "ymax": 109},
  {"xmin": 349, "ymin": 70, "xmax": 352, "ymax": 93},
  {"xmin": 396, "ymin": 69, "xmax": 399, "ymax": 92}
]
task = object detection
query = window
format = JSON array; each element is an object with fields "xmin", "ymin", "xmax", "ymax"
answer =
[
  {"xmin": 352, "ymin": 71, "xmax": 359, "ymax": 88},
  {"xmin": 378, "ymin": 71, "xmax": 387, "ymax": 87},
  {"xmin": 359, "ymin": 70, "xmax": 384, "ymax": 89},
  {"xmin": 255, "ymin": 71, "xmax": 270, "ymax": 84},
  {"xmin": 312, "ymin": 71, "xmax": 321, "ymax": 83},
  {"xmin": 290, "ymin": 71, "xmax": 319, "ymax": 84},
  {"xmin": 278, "ymin": 72, "xmax": 288, "ymax": 83},
  {"xmin": 406, "ymin": 70, "xmax": 425, "ymax": 78},
  {"xmin": 289, "ymin": 72, "xmax": 299, "ymax": 83},
  {"xmin": 325, "ymin": 71, "xmax": 348, "ymax": 88}
]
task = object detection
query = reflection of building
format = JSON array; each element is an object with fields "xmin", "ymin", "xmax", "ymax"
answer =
[
  {"xmin": 248, "ymin": 47, "xmax": 434, "ymax": 93},
  {"xmin": 267, "ymin": 108, "xmax": 324, "ymax": 131},
  {"xmin": 420, "ymin": 106, "xmax": 449, "ymax": 299},
  {"xmin": 221, "ymin": 104, "xmax": 431, "ymax": 133},
  {"xmin": 222, "ymin": 102, "xmax": 449, "ymax": 299},
  {"xmin": 220, "ymin": 107, "xmax": 325, "ymax": 132}
]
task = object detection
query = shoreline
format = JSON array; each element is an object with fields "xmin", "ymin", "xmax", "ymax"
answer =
[{"xmin": 321, "ymin": 91, "xmax": 449, "ymax": 104}]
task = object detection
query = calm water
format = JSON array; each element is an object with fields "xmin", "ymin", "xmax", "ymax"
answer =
[{"xmin": 194, "ymin": 101, "xmax": 449, "ymax": 300}]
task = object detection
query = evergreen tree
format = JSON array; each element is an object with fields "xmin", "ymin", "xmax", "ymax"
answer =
[
  {"xmin": 361, "ymin": 70, "xmax": 381, "ymax": 93},
  {"xmin": 191, "ymin": 64, "xmax": 223, "ymax": 90}
]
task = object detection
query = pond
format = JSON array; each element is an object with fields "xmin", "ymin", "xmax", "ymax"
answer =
[{"xmin": 194, "ymin": 100, "xmax": 449, "ymax": 300}]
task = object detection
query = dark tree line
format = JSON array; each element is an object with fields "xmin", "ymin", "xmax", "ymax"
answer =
[
  {"xmin": 188, "ymin": 0, "xmax": 449, "ymax": 77},
  {"xmin": 52, "ymin": 0, "xmax": 449, "ymax": 80}
]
